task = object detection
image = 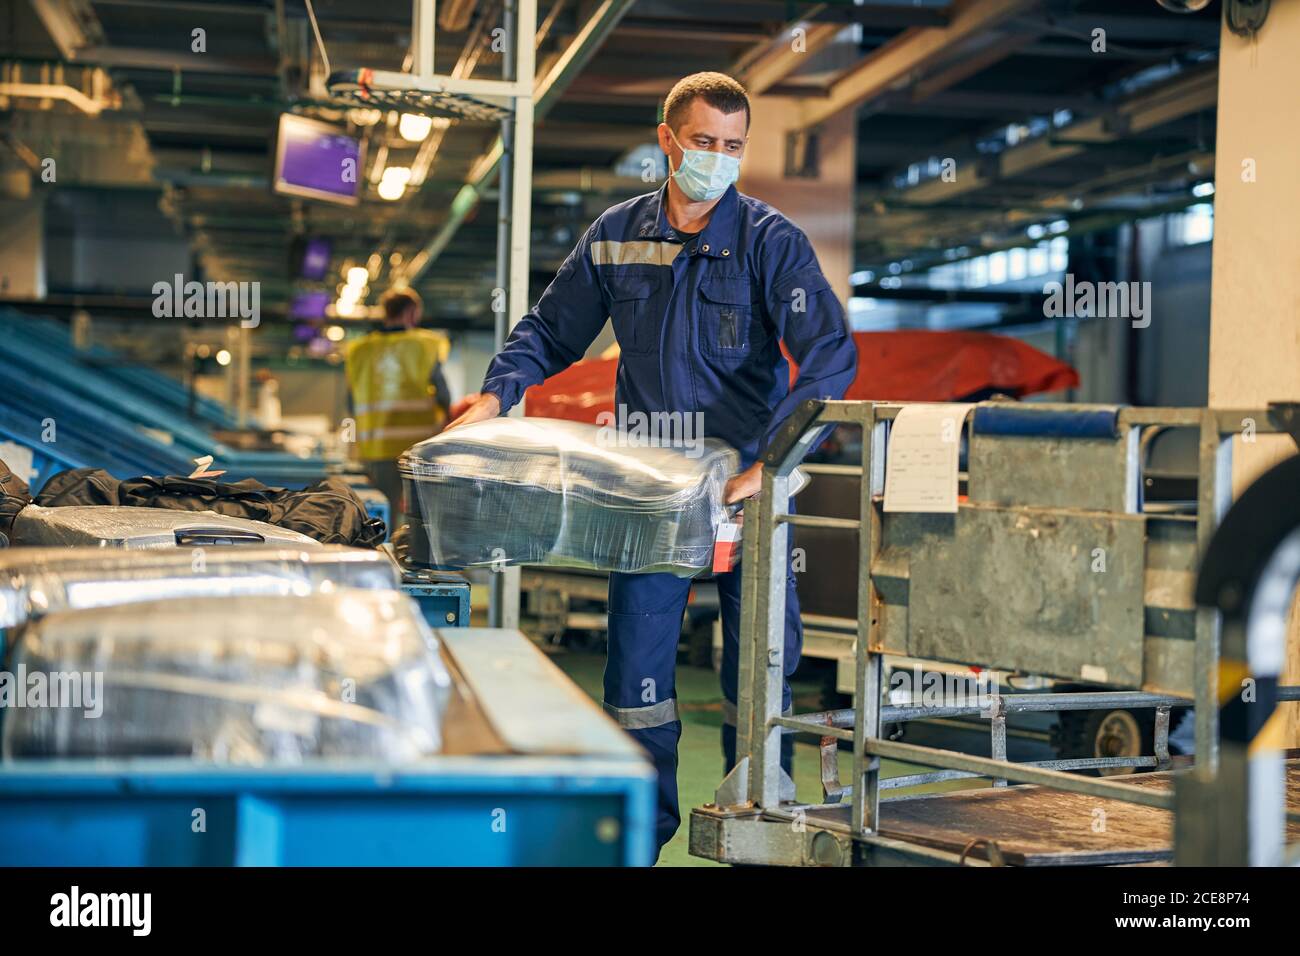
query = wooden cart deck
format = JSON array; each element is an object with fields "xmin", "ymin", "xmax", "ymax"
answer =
[{"xmin": 798, "ymin": 762, "xmax": 1299, "ymax": 865}]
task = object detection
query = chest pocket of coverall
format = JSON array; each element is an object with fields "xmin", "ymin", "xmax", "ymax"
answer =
[
  {"xmin": 606, "ymin": 276, "xmax": 659, "ymax": 356},
  {"xmin": 699, "ymin": 275, "xmax": 766, "ymax": 361}
]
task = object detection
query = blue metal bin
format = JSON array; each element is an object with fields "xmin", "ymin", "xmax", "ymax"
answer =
[{"xmin": 0, "ymin": 629, "xmax": 655, "ymax": 866}]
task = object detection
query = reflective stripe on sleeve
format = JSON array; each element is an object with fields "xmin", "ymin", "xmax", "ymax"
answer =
[{"xmin": 590, "ymin": 240, "xmax": 684, "ymax": 268}]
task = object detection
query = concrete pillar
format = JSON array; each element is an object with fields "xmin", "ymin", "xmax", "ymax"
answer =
[
  {"xmin": 0, "ymin": 195, "xmax": 46, "ymax": 299},
  {"xmin": 1208, "ymin": 4, "xmax": 1300, "ymax": 745},
  {"xmin": 738, "ymin": 96, "xmax": 856, "ymax": 307}
]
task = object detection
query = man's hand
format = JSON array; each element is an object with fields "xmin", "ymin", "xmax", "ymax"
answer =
[
  {"xmin": 444, "ymin": 392, "xmax": 501, "ymax": 432},
  {"xmin": 724, "ymin": 461, "xmax": 763, "ymax": 504}
]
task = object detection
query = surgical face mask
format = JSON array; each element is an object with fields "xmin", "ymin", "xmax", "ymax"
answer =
[{"xmin": 668, "ymin": 128, "xmax": 741, "ymax": 202}]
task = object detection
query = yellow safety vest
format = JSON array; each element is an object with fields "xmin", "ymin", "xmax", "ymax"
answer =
[{"xmin": 344, "ymin": 328, "xmax": 450, "ymax": 461}]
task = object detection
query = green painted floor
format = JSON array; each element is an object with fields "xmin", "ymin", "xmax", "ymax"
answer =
[{"xmin": 546, "ymin": 647, "xmax": 984, "ymax": 866}]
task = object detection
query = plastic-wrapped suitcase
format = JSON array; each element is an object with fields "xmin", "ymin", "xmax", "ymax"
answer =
[
  {"xmin": 2, "ymin": 591, "xmax": 452, "ymax": 762},
  {"xmin": 0, "ymin": 545, "xmax": 400, "ymax": 632},
  {"xmin": 8, "ymin": 504, "xmax": 319, "ymax": 550},
  {"xmin": 399, "ymin": 418, "xmax": 739, "ymax": 576}
]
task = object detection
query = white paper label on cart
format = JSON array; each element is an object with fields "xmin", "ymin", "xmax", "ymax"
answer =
[{"xmin": 883, "ymin": 403, "xmax": 974, "ymax": 513}]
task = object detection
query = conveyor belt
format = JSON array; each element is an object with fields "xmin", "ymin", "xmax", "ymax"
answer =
[{"xmin": 797, "ymin": 762, "xmax": 1300, "ymax": 866}]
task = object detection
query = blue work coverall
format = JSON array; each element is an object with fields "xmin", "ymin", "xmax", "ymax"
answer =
[{"xmin": 482, "ymin": 183, "xmax": 857, "ymax": 852}]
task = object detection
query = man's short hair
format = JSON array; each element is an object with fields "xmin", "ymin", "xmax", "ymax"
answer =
[
  {"xmin": 381, "ymin": 288, "xmax": 422, "ymax": 321},
  {"xmin": 664, "ymin": 72, "xmax": 750, "ymax": 132}
]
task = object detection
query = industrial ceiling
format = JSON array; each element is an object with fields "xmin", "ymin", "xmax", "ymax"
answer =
[{"xmin": 0, "ymin": 0, "xmax": 1223, "ymax": 333}]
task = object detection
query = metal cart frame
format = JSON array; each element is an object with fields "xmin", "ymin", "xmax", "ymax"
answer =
[{"xmin": 692, "ymin": 399, "xmax": 1300, "ymax": 866}]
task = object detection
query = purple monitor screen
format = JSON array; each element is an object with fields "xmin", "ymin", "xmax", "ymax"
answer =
[
  {"xmin": 290, "ymin": 290, "xmax": 331, "ymax": 320},
  {"xmin": 274, "ymin": 114, "xmax": 364, "ymax": 205},
  {"xmin": 300, "ymin": 237, "xmax": 332, "ymax": 280},
  {"xmin": 292, "ymin": 322, "xmax": 321, "ymax": 343}
]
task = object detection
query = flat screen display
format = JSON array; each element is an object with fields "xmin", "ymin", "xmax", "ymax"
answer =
[
  {"xmin": 273, "ymin": 114, "xmax": 364, "ymax": 205},
  {"xmin": 289, "ymin": 290, "xmax": 331, "ymax": 320},
  {"xmin": 298, "ymin": 237, "xmax": 332, "ymax": 280}
]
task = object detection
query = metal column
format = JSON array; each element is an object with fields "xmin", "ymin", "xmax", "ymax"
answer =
[
  {"xmin": 1192, "ymin": 408, "xmax": 1233, "ymax": 774},
  {"xmin": 487, "ymin": 0, "xmax": 536, "ymax": 630},
  {"xmin": 852, "ymin": 406, "xmax": 884, "ymax": 834}
]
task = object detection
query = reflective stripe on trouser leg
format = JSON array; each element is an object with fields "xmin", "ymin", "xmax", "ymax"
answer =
[
  {"xmin": 604, "ymin": 697, "xmax": 680, "ymax": 729},
  {"xmin": 606, "ymin": 571, "xmax": 692, "ymax": 853}
]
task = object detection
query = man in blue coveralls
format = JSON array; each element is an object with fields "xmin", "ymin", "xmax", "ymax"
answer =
[{"xmin": 447, "ymin": 72, "xmax": 857, "ymax": 855}]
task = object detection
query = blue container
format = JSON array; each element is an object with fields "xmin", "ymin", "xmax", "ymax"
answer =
[
  {"xmin": 0, "ymin": 758, "xmax": 654, "ymax": 866},
  {"xmin": 402, "ymin": 571, "xmax": 471, "ymax": 628},
  {"xmin": 0, "ymin": 628, "xmax": 654, "ymax": 865}
]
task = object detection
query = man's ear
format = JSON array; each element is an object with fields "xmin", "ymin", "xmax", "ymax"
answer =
[{"xmin": 656, "ymin": 122, "xmax": 673, "ymax": 156}]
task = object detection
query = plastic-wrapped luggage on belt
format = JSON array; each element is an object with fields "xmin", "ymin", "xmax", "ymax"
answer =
[
  {"xmin": 0, "ymin": 545, "xmax": 400, "ymax": 633},
  {"xmin": 400, "ymin": 418, "xmax": 740, "ymax": 576},
  {"xmin": 8, "ymin": 504, "xmax": 319, "ymax": 550},
  {"xmin": 2, "ymin": 592, "xmax": 452, "ymax": 762}
]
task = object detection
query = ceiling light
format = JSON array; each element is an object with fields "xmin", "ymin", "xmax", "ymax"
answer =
[
  {"xmin": 377, "ymin": 166, "xmax": 412, "ymax": 201},
  {"xmin": 215, "ymin": 349, "xmax": 232, "ymax": 367},
  {"xmin": 349, "ymin": 108, "xmax": 382, "ymax": 127},
  {"xmin": 399, "ymin": 113, "xmax": 434, "ymax": 142},
  {"xmin": 346, "ymin": 266, "xmax": 369, "ymax": 287}
]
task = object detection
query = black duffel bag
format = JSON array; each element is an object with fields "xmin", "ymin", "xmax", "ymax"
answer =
[
  {"xmin": 0, "ymin": 457, "xmax": 34, "ymax": 545},
  {"xmin": 35, "ymin": 468, "xmax": 386, "ymax": 549}
]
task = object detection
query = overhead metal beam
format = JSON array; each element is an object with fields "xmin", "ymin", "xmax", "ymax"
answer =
[
  {"xmin": 860, "ymin": 193, "xmax": 1215, "ymax": 281},
  {"xmin": 30, "ymin": 0, "xmax": 102, "ymax": 60},
  {"xmin": 438, "ymin": 0, "xmax": 477, "ymax": 33},
  {"xmin": 90, "ymin": 0, "xmax": 270, "ymax": 16},
  {"xmin": 1013, "ymin": 40, "xmax": 1200, "ymax": 61},
  {"xmin": 734, "ymin": 12, "xmax": 845, "ymax": 97},
  {"xmin": 909, "ymin": 29, "xmax": 1042, "ymax": 103},
  {"xmin": 533, "ymin": 0, "xmax": 636, "ymax": 117},
  {"xmin": 796, "ymin": 0, "xmax": 1042, "ymax": 131},
  {"xmin": 902, "ymin": 64, "xmax": 1218, "ymax": 204},
  {"xmin": 616, "ymin": 20, "xmax": 770, "ymax": 45},
  {"xmin": 74, "ymin": 46, "xmax": 280, "ymax": 74},
  {"xmin": 886, "ymin": 88, "xmax": 1100, "ymax": 118},
  {"xmin": 1016, "ymin": 12, "xmax": 1223, "ymax": 44},
  {"xmin": 854, "ymin": 142, "xmax": 1215, "ymax": 265},
  {"xmin": 804, "ymin": 3, "xmax": 951, "ymax": 29}
]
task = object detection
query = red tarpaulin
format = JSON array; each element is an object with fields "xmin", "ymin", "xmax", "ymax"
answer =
[{"xmin": 524, "ymin": 330, "xmax": 1079, "ymax": 423}]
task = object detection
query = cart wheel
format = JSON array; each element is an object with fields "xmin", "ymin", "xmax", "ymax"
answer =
[{"xmin": 1051, "ymin": 708, "xmax": 1154, "ymax": 776}]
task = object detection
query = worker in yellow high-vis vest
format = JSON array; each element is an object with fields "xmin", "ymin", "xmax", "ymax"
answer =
[{"xmin": 344, "ymin": 288, "xmax": 450, "ymax": 519}]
